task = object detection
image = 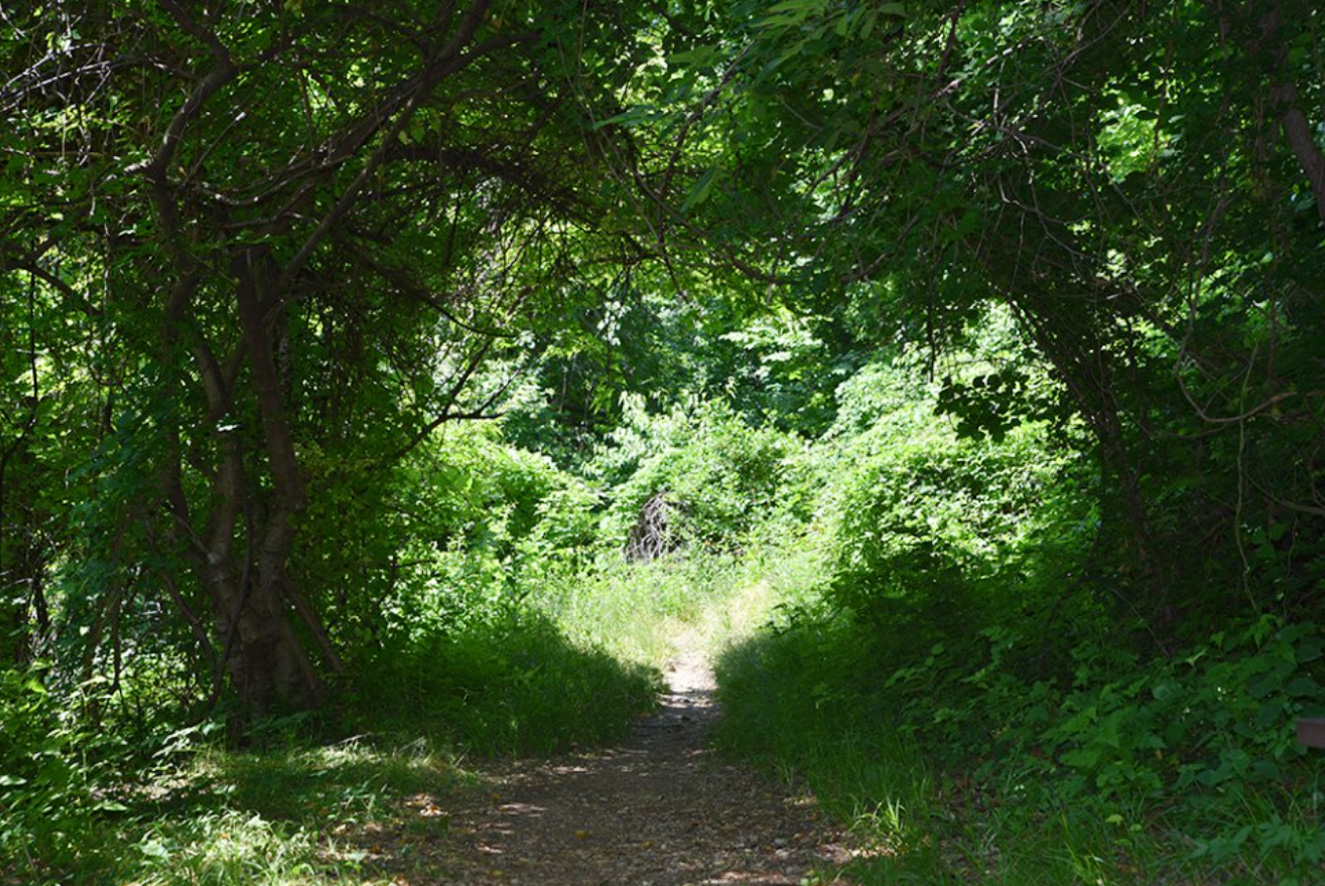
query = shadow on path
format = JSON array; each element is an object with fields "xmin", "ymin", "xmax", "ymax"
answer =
[{"xmin": 430, "ymin": 648, "xmax": 854, "ymax": 885}]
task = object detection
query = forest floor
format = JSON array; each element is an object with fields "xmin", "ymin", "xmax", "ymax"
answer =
[{"xmin": 355, "ymin": 633, "xmax": 858, "ymax": 885}]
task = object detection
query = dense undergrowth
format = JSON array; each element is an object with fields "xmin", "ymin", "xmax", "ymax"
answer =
[
  {"xmin": 708, "ymin": 346, "xmax": 1325, "ymax": 885},
  {"xmin": 717, "ymin": 611, "xmax": 1325, "ymax": 884},
  {"xmin": 5, "ymin": 323, "xmax": 1325, "ymax": 885}
]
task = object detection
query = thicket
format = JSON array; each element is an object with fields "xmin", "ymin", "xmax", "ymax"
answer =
[
  {"xmin": 5, "ymin": 0, "xmax": 1325, "ymax": 884},
  {"xmin": 713, "ymin": 331, "xmax": 1325, "ymax": 884}
]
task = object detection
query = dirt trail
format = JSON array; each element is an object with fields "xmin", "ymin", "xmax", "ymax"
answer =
[{"xmin": 430, "ymin": 641, "xmax": 854, "ymax": 885}]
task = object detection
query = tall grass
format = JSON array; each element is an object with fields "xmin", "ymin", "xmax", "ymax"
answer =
[
  {"xmin": 532, "ymin": 532, "xmax": 831, "ymax": 667},
  {"xmin": 713, "ymin": 603, "xmax": 1325, "ymax": 885},
  {"xmin": 343, "ymin": 610, "xmax": 659, "ymax": 755}
]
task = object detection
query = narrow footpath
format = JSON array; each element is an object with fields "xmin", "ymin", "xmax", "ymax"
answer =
[{"xmin": 428, "ymin": 647, "xmax": 855, "ymax": 885}]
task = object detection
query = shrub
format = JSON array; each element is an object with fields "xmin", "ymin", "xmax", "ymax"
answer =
[
  {"xmin": 815, "ymin": 356, "xmax": 1076, "ymax": 649},
  {"xmin": 596, "ymin": 398, "xmax": 798, "ymax": 554},
  {"xmin": 0, "ymin": 665, "xmax": 110, "ymax": 879}
]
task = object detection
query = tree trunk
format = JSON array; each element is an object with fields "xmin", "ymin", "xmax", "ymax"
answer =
[
  {"xmin": 163, "ymin": 251, "xmax": 329, "ymax": 717},
  {"xmin": 206, "ymin": 249, "xmax": 324, "ymax": 715},
  {"xmin": 1256, "ymin": 0, "xmax": 1325, "ymax": 223}
]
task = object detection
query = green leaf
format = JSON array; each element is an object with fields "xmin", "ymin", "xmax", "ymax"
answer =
[
  {"xmin": 668, "ymin": 45, "xmax": 721, "ymax": 67},
  {"xmin": 681, "ymin": 169, "xmax": 718, "ymax": 214},
  {"xmin": 765, "ymin": 0, "xmax": 825, "ymax": 18},
  {"xmin": 860, "ymin": 10, "xmax": 879, "ymax": 39},
  {"xmin": 1285, "ymin": 676, "xmax": 1319, "ymax": 697}
]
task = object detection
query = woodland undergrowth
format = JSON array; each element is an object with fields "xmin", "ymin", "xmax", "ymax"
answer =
[
  {"xmin": 5, "ymin": 340, "xmax": 1324, "ymax": 886},
  {"xmin": 709, "ymin": 352, "xmax": 1325, "ymax": 886}
]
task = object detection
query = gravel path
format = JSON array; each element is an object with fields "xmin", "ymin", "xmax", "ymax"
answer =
[{"xmin": 428, "ymin": 647, "xmax": 855, "ymax": 885}]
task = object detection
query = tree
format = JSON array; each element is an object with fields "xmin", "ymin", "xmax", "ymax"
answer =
[
  {"xmin": 622, "ymin": 0, "xmax": 1325, "ymax": 631},
  {"xmin": 1, "ymin": 0, "xmax": 652, "ymax": 715}
]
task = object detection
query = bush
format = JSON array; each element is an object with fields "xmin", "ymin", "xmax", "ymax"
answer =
[
  {"xmin": 812, "ymin": 354, "xmax": 1079, "ymax": 652},
  {"xmin": 596, "ymin": 398, "xmax": 799, "ymax": 554},
  {"xmin": 0, "ymin": 665, "xmax": 111, "ymax": 879},
  {"xmin": 306, "ymin": 420, "xmax": 603, "ymax": 669}
]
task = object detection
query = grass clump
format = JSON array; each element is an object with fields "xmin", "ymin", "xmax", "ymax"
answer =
[
  {"xmin": 345, "ymin": 611, "xmax": 659, "ymax": 755},
  {"xmin": 116, "ymin": 738, "xmax": 470, "ymax": 886},
  {"xmin": 0, "ymin": 730, "xmax": 474, "ymax": 886},
  {"xmin": 125, "ymin": 811, "xmax": 322, "ymax": 886}
]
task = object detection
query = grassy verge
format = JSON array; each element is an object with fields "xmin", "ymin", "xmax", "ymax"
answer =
[
  {"xmin": 0, "ymin": 731, "xmax": 481, "ymax": 886},
  {"xmin": 3, "ymin": 606, "xmax": 661, "ymax": 885},
  {"xmin": 111, "ymin": 738, "xmax": 471, "ymax": 886},
  {"xmin": 714, "ymin": 610, "xmax": 1325, "ymax": 885}
]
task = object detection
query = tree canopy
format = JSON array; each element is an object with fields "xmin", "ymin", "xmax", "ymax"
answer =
[
  {"xmin": 2, "ymin": 0, "xmax": 663, "ymax": 712},
  {"xmin": 2, "ymin": 0, "xmax": 1325, "ymax": 849},
  {"xmin": 4, "ymin": 1, "xmax": 1325, "ymax": 882},
  {"xmin": 4, "ymin": 0, "xmax": 1324, "ymax": 713}
]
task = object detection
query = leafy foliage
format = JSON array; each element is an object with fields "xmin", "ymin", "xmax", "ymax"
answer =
[
  {"xmin": 0, "ymin": 666, "xmax": 110, "ymax": 878},
  {"xmin": 711, "ymin": 337, "xmax": 1325, "ymax": 883},
  {"xmin": 595, "ymin": 396, "xmax": 799, "ymax": 554},
  {"xmin": 4, "ymin": 0, "xmax": 1325, "ymax": 883}
]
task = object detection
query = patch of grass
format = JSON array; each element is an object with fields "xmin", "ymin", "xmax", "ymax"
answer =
[
  {"xmin": 536, "ymin": 533, "xmax": 831, "ymax": 668},
  {"xmin": 714, "ymin": 612, "xmax": 1325, "ymax": 885},
  {"xmin": 113, "ymin": 738, "xmax": 474, "ymax": 886},
  {"xmin": 714, "ymin": 622, "xmax": 946, "ymax": 884},
  {"xmin": 124, "ymin": 810, "xmax": 322, "ymax": 886},
  {"xmin": 0, "ymin": 736, "xmax": 459, "ymax": 886},
  {"xmin": 345, "ymin": 611, "xmax": 659, "ymax": 755},
  {"xmin": 186, "ymin": 740, "xmax": 463, "ymax": 824}
]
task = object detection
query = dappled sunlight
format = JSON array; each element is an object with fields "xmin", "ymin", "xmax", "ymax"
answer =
[
  {"xmin": 388, "ymin": 644, "xmax": 856, "ymax": 885},
  {"xmin": 7, "ymin": 3, "xmax": 1324, "ymax": 884}
]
